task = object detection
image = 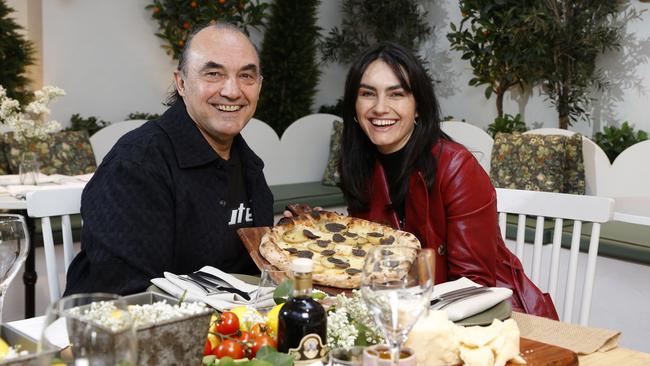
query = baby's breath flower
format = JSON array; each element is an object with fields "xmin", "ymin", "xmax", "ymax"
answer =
[
  {"xmin": 0, "ymin": 84, "xmax": 64, "ymax": 143},
  {"xmin": 326, "ymin": 290, "xmax": 384, "ymax": 349}
]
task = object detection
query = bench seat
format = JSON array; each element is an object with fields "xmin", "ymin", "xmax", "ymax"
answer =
[{"xmin": 270, "ymin": 181, "xmax": 344, "ymax": 214}]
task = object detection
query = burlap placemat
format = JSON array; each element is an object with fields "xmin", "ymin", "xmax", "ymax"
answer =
[{"xmin": 512, "ymin": 312, "xmax": 621, "ymax": 354}]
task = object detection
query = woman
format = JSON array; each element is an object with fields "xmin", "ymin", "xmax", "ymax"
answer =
[{"xmin": 339, "ymin": 41, "xmax": 558, "ymax": 319}]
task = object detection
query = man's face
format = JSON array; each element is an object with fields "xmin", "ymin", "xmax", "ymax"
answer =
[{"xmin": 174, "ymin": 28, "xmax": 262, "ymax": 152}]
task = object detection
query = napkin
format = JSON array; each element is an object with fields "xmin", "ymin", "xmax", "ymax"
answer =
[
  {"xmin": 434, "ymin": 277, "xmax": 512, "ymax": 322},
  {"xmin": 151, "ymin": 266, "xmax": 276, "ymax": 311},
  {"xmin": 0, "ymin": 173, "xmax": 61, "ymax": 186}
]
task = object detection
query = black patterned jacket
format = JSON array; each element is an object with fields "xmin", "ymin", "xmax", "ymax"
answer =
[{"xmin": 64, "ymin": 100, "xmax": 273, "ymax": 296}]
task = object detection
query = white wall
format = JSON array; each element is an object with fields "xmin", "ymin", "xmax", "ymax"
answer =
[{"xmin": 9, "ymin": 1, "xmax": 648, "ymax": 135}]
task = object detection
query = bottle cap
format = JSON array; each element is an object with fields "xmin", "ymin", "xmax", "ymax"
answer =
[{"xmin": 292, "ymin": 258, "xmax": 313, "ymax": 273}]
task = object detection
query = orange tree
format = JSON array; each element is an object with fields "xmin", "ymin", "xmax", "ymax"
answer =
[{"xmin": 146, "ymin": 0, "xmax": 268, "ymax": 60}]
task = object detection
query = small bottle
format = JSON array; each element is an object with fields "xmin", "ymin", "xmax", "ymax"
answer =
[{"xmin": 277, "ymin": 258, "xmax": 327, "ymax": 364}]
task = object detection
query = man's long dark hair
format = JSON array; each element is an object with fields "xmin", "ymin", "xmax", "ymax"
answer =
[{"xmin": 339, "ymin": 42, "xmax": 444, "ymax": 212}]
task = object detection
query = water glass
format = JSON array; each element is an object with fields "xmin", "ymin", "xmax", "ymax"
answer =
[
  {"xmin": 19, "ymin": 152, "xmax": 40, "ymax": 185},
  {"xmin": 39, "ymin": 293, "xmax": 138, "ymax": 365},
  {"xmin": 252, "ymin": 265, "xmax": 291, "ymax": 313}
]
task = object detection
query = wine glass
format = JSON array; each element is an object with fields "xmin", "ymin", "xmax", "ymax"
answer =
[
  {"xmin": 252, "ymin": 265, "xmax": 291, "ymax": 313},
  {"xmin": 39, "ymin": 293, "xmax": 138, "ymax": 365},
  {"xmin": 360, "ymin": 247, "xmax": 434, "ymax": 366},
  {"xmin": 0, "ymin": 214, "xmax": 29, "ymax": 322}
]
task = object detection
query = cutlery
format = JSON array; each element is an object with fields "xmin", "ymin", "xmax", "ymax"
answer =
[
  {"xmin": 188, "ymin": 272, "xmax": 251, "ymax": 301},
  {"xmin": 432, "ymin": 289, "xmax": 491, "ymax": 310},
  {"xmin": 430, "ymin": 286, "xmax": 491, "ymax": 307}
]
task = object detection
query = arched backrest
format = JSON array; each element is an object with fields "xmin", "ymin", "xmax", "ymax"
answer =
[
  {"xmin": 441, "ymin": 121, "xmax": 493, "ymax": 173},
  {"xmin": 89, "ymin": 120, "xmax": 148, "ymax": 166},
  {"xmin": 496, "ymin": 188, "xmax": 614, "ymax": 325},
  {"xmin": 242, "ymin": 114, "xmax": 341, "ymax": 185},
  {"xmin": 610, "ymin": 139, "xmax": 650, "ymax": 197},
  {"xmin": 524, "ymin": 128, "xmax": 612, "ymax": 196},
  {"xmin": 26, "ymin": 186, "xmax": 84, "ymax": 302}
]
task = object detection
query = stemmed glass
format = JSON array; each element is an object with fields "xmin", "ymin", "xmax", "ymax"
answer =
[
  {"xmin": 360, "ymin": 247, "xmax": 434, "ymax": 366},
  {"xmin": 0, "ymin": 214, "xmax": 29, "ymax": 322},
  {"xmin": 39, "ymin": 293, "xmax": 138, "ymax": 365}
]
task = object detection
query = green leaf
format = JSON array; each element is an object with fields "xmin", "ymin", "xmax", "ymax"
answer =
[
  {"xmin": 484, "ymin": 86, "xmax": 493, "ymax": 99},
  {"xmin": 256, "ymin": 346, "xmax": 294, "ymax": 366},
  {"xmin": 203, "ymin": 355, "xmax": 217, "ymax": 366},
  {"xmin": 217, "ymin": 357, "xmax": 236, "ymax": 366},
  {"xmin": 273, "ymin": 279, "xmax": 294, "ymax": 304}
]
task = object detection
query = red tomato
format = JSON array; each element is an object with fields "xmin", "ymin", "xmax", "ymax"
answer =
[
  {"xmin": 234, "ymin": 330, "xmax": 251, "ymax": 344},
  {"xmin": 251, "ymin": 335, "xmax": 277, "ymax": 357},
  {"xmin": 215, "ymin": 339, "xmax": 245, "ymax": 359},
  {"xmin": 249, "ymin": 323, "xmax": 270, "ymax": 338},
  {"xmin": 216, "ymin": 312, "xmax": 240, "ymax": 335},
  {"xmin": 203, "ymin": 339, "xmax": 212, "ymax": 356}
]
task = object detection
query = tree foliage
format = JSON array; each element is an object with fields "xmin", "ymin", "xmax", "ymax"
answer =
[
  {"xmin": 256, "ymin": 0, "xmax": 321, "ymax": 136},
  {"xmin": 535, "ymin": 1, "xmax": 640, "ymax": 129},
  {"xmin": 447, "ymin": 0, "xmax": 545, "ymax": 118},
  {"xmin": 146, "ymin": 0, "xmax": 268, "ymax": 60},
  {"xmin": 320, "ymin": 0, "xmax": 431, "ymax": 65},
  {"xmin": 0, "ymin": 0, "xmax": 34, "ymax": 105}
]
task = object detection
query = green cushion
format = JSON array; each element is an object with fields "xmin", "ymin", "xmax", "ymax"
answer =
[
  {"xmin": 321, "ymin": 120, "xmax": 343, "ymax": 187},
  {"xmin": 503, "ymin": 216, "xmax": 650, "ymax": 265},
  {"xmin": 270, "ymin": 181, "xmax": 345, "ymax": 214},
  {"xmin": 3, "ymin": 130, "xmax": 96, "ymax": 175}
]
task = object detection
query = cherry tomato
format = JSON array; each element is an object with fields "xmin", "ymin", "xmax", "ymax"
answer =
[
  {"xmin": 215, "ymin": 339, "xmax": 245, "ymax": 359},
  {"xmin": 216, "ymin": 312, "xmax": 240, "ymax": 335},
  {"xmin": 234, "ymin": 330, "xmax": 251, "ymax": 343},
  {"xmin": 250, "ymin": 323, "xmax": 270, "ymax": 338},
  {"xmin": 251, "ymin": 334, "xmax": 277, "ymax": 357},
  {"xmin": 203, "ymin": 339, "xmax": 212, "ymax": 356}
]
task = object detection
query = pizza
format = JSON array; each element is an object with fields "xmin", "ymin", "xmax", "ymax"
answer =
[{"xmin": 258, "ymin": 209, "xmax": 421, "ymax": 289}]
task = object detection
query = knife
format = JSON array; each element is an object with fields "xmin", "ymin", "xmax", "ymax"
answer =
[{"xmin": 190, "ymin": 272, "xmax": 251, "ymax": 301}]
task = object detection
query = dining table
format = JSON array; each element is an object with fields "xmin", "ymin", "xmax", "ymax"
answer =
[
  {"xmin": 0, "ymin": 173, "xmax": 91, "ymax": 318},
  {"xmin": 236, "ymin": 226, "xmax": 650, "ymax": 366}
]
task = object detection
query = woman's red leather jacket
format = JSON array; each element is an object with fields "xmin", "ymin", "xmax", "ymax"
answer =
[{"xmin": 351, "ymin": 139, "xmax": 558, "ymax": 319}]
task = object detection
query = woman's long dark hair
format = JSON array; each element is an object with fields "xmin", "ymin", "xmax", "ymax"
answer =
[{"xmin": 339, "ymin": 42, "xmax": 444, "ymax": 212}]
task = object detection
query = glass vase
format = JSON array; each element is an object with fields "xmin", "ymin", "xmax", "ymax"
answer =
[{"xmin": 19, "ymin": 151, "xmax": 40, "ymax": 185}]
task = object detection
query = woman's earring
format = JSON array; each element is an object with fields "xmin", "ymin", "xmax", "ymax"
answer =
[
  {"xmin": 354, "ymin": 116, "xmax": 359, "ymax": 123},
  {"xmin": 413, "ymin": 118, "xmax": 419, "ymax": 126}
]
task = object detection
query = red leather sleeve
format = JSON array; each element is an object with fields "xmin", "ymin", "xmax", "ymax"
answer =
[{"xmin": 439, "ymin": 148, "xmax": 499, "ymax": 287}]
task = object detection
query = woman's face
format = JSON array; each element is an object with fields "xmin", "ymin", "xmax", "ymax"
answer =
[{"xmin": 355, "ymin": 60, "xmax": 417, "ymax": 154}]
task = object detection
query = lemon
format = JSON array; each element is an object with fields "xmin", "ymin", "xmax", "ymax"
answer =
[
  {"xmin": 209, "ymin": 313, "xmax": 218, "ymax": 333},
  {"xmin": 265, "ymin": 303, "xmax": 284, "ymax": 337},
  {"xmin": 0, "ymin": 337, "xmax": 9, "ymax": 358},
  {"xmin": 229, "ymin": 306, "xmax": 263, "ymax": 331}
]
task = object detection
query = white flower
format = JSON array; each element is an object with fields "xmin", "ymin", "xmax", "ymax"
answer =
[
  {"xmin": 326, "ymin": 290, "xmax": 385, "ymax": 349},
  {"xmin": 0, "ymin": 84, "xmax": 64, "ymax": 143}
]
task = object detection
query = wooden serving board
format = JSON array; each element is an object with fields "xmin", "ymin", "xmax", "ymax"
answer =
[{"xmin": 513, "ymin": 338, "xmax": 578, "ymax": 366}]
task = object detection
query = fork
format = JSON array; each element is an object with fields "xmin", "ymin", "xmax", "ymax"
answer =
[
  {"xmin": 176, "ymin": 274, "xmax": 222, "ymax": 295},
  {"xmin": 430, "ymin": 286, "xmax": 491, "ymax": 309}
]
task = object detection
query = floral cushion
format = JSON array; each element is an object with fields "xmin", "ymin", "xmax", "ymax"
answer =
[
  {"xmin": 322, "ymin": 120, "xmax": 343, "ymax": 186},
  {"xmin": 2, "ymin": 130, "xmax": 97, "ymax": 175},
  {"xmin": 490, "ymin": 132, "xmax": 585, "ymax": 194}
]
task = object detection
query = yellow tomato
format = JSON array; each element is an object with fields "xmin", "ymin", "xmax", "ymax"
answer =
[{"xmin": 265, "ymin": 303, "xmax": 284, "ymax": 337}]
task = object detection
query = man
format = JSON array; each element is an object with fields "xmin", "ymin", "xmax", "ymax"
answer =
[{"xmin": 64, "ymin": 23, "xmax": 273, "ymax": 295}]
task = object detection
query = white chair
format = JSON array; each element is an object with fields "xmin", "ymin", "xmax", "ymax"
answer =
[
  {"xmin": 26, "ymin": 186, "xmax": 84, "ymax": 302},
  {"xmin": 441, "ymin": 121, "xmax": 493, "ymax": 173},
  {"xmin": 496, "ymin": 188, "xmax": 614, "ymax": 325},
  {"xmin": 89, "ymin": 119, "xmax": 148, "ymax": 166}
]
